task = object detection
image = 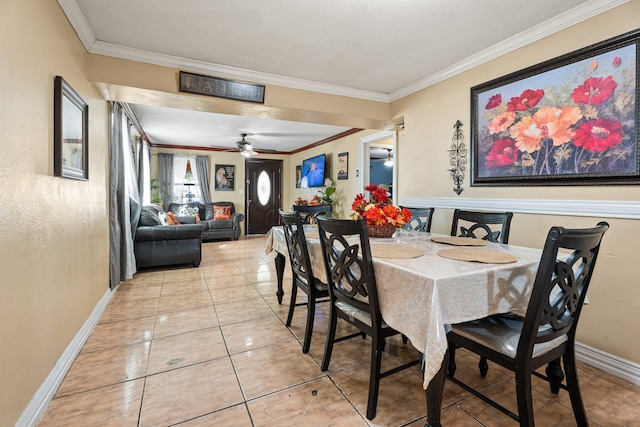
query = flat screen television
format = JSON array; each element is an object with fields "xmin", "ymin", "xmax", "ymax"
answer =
[{"xmin": 300, "ymin": 153, "xmax": 326, "ymax": 188}]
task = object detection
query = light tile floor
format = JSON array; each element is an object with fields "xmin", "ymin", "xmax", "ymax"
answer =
[{"xmin": 39, "ymin": 236, "xmax": 640, "ymax": 426}]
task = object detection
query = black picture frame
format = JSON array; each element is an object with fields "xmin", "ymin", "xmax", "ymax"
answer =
[
  {"xmin": 471, "ymin": 29, "xmax": 639, "ymax": 187},
  {"xmin": 337, "ymin": 152, "xmax": 349, "ymax": 180},
  {"xmin": 214, "ymin": 164, "xmax": 235, "ymax": 191},
  {"xmin": 54, "ymin": 76, "xmax": 89, "ymax": 180},
  {"xmin": 295, "ymin": 165, "xmax": 302, "ymax": 188}
]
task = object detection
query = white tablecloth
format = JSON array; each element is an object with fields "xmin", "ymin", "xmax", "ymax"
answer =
[{"xmin": 266, "ymin": 226, "xmax": 542, "ymax": 389}]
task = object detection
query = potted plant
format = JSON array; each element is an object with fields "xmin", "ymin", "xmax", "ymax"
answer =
[{"xmin": 150, "ymin": 178, "xmax": 167, "ymax": 206}]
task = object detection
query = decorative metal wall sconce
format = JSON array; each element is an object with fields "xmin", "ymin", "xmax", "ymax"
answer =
[{"xmin": 448, "ymin": 120, "xmax": 466, "ymax": 195}]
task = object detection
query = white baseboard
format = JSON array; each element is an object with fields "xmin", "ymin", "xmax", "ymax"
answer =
[
  {"xmin": 576, "ymin": 342, "xmax": 640, "ymax": 385},
  {"xmin": 15, "ymin": 288, "xmax": 115, "ymax": 427}
]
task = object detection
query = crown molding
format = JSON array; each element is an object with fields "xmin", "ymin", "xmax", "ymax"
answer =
[
  {"xmin": 399, "ymin": 197, "xmax": 640, "ymax": 220},
  {"xmin": 89, "ymin": 41, "xmax": 391, "ymax": 103},
  {"xmin": 60, "ymin": 0, "xmax": 629, "ymax": 103},
  {"xmin": 57, "ymin": 0, "xmax": 95, "ymax": 50}
]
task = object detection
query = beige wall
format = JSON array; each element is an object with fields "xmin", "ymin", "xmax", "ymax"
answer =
[
  {"xmin": 0, "ymin": 1, "xmax": 110, "ymax": 424},
  {"xmin": 391, "ymin": 1, "xmax": 640, "ymax": 363}
]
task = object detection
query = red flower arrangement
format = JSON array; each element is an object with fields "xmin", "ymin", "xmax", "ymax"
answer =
[{"xmin": 351, "ymin": 184, "xmax": 412, "ymax": 227}]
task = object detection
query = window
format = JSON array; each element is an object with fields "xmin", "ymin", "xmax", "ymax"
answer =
[{"xmin": 172, "ymin": 156, "xmax": 202, "ymax": 203}]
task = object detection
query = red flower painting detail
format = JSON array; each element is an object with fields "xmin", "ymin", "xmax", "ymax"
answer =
[
  {"xmin": 570, "ymin": 76, "xmax": 617, "ymax": 105},
  {"xmin": 573, "ymin": 119, "xmax": 623, "ymax": 152},
  {"xmin": 485, "ymin": 138, "xmax": 518, "ymax": 167},
  {"xmin": 485, "ymin": 94, "xmax": 502, "ymax": 110},
  {"xmin": 507, "ymin": 89, "xmax": 545, "ymax": 111}
]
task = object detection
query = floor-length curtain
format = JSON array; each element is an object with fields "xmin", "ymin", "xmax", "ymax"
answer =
[
  {"xmin": 158, "ymin": 153, "xmax": 173, "ymax": 211},
  {"xmin": 137, "ymin": 138, "xmax": 151, "ymax": 206},
  {"xmin": 195, "ymin": 155, "xmax": 211, "ymax": 203},
  {"xmin": 109, "ymin": 102, "xmax": 140, "ymax": 288}
]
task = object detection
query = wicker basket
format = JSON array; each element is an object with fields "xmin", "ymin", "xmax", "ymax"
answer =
[{"xmin": 366, "ymin": 224, "xmax": 397, "ymax": 238}]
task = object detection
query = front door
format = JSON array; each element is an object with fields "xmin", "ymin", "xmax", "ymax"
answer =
[{"xmin": 245, "ymin": 158, "xmax": 282, "ymax": 235}]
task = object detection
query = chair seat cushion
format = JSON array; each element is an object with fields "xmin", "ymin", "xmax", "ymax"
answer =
[
  {"xmin": 335, "ymin": 301, "xmax": 388, "ymax": 328},
  {"xmin": 450, "ymin": 315, "xmax": 567, "ymax": 359}
]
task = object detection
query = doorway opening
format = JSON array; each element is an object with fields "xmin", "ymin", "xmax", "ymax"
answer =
[{"xmin": 359, "ymin": 130, "xmax": 398, "ymax": 205}]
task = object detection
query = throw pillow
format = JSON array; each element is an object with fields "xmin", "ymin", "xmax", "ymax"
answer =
[
  {"xmin": 158, "ymin": 211, "xmax": 168, "ymax": 226},
  {"xmin": 166, "ymin": 211, "xmax": 179, "ymax": 225},
  {"xmin": 139, "ymin": 205, "xmax": 164, "ymax": 226},
  {"xmin": 213, "ymin": 205, "xmax": 231, "ymax": 220},
  {"xmin": 202, "ymin": 203, "xmax": 215, "ymax": 221}
]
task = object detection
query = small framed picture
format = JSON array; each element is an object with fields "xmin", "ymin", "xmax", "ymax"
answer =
[
  {"xmin": 295, "ymin": 165, "xmax": 302, "ymax": 188},
  {"xmin": 214, "ymin": 164, "xmax": 235, "ymax": 191},
  {"xmin": 337, "ymin": 152, "xmax": 348, "ymax": 180},
  {"xmin": 54, "ymin": 76, "xmax": 89, "ymax": 180}
]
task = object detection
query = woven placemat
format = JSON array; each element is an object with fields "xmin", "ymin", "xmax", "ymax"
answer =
[
  {"xmin": 371, "ymin": 244, "xmax": 424, "ymax": 259},
  {"xmin": 437, "ymin": 248, "xmax": 516, "ymax": 264},
  {"xmin": 431, "ymin": 236, "xmax": 489, "ymax": 246}
]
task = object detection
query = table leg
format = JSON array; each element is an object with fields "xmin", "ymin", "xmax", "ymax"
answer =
[
  {"xmin": 425, "ymin": 352, "xmax": 448, "ymax": 427},
  {"xmin": 275, "ymin": 252, "xmax": 285, "ymax": 304}
]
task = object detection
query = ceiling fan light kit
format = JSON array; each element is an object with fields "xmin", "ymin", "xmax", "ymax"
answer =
[
  {"xmin": 384, "ymin": 148, "xmax": 393, "ymax": 167},
  {"xmin": 237, "ymin": 133, "xmax": 257, "ymax": 156}
]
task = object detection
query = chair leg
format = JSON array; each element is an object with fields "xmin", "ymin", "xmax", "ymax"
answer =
[
  {"xmin": 546, "ymin": 358, "xmax": 564, "ymax": 395},
  {"xmin": 515, "ymin": 369, "xmax": 534, "ymax": 427},
  {"xmin": 366, "ymin": 337, "xmax": 384, "ymax": 420},
  {"xmin": 563, "ymin": 351, "xmax": 589, "ymax": 426},
  {"xmin": 285, "ymin": 281, "xmax": 298, "ymax": 327},
  {"xmin": 320, "ymin": 308, "xmax": 338, "ymax": 371},
  {"xmin": 447, "ymin": 344, "xmax": 457, "ymax": 377},
  {"xmin": 479, "ymin": 356, "xmax": 489, "ymax": 377},
  {"xmin": 302, "ymin": 296, "xmax": 315, "ymax": 353}
]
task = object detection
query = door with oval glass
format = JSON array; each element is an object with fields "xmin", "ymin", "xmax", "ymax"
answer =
[{"xmin": 245, "ymin": 158, "xmax": 283, "ymax": 235}]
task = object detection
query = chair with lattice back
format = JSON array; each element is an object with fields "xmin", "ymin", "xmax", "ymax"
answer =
[
  {"xmin": 278, "ymin": 209, "xmax": 329, "ymax": 353},
  {"xmin": 450, "ymin": 209, "xmax": 513, "ymax": 243},
  {"xmin": 401, "ymin": 207, "xmax": 435, "ymax": 232},
  {"xmin": 449, "ymin": 209, "xmax": 514, "ymax": 375},
  {"xmin": 446, "ymin": 222, "xmax": 609, "ymax": 426},
  {"xmin": 316, "ymin": 216, "xmax": 421, "ymax": 420}
]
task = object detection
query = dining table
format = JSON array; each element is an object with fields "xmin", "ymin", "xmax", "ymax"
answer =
[{"xmin": 265, "ymin": 225, "xmax": 544, "ymax": 426}]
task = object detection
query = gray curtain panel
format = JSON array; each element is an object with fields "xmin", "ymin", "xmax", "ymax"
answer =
[
  {"xmin": 196, "ymin": 155, "xmax": 211, "ymax": 203},
  {"xmin": 158, "ymin": 153, "xmax": 174, "ymax": 211},
  {"xmin": 108, "ymin": 102, "xmax": 140, "ymax": 288},
  {"xmin": 137, "ymin": 137, "xmax": 151, "ymax": 205}
]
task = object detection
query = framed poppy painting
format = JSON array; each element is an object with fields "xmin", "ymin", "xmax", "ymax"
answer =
[{"xmin": 471, "ymin": 29, "xmax": 639, "ymax": 186}]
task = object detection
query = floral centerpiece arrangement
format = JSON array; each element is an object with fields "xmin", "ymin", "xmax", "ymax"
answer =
[{"xmin": 351, "ymin": 184, "xmax": 412, "ymax": 237}]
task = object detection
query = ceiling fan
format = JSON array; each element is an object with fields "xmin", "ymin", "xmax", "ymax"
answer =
[{"xmin": 236, "ymin": 133, "xmax": 257, "ymax": 157}]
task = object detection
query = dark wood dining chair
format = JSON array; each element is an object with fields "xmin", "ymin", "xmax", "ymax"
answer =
[
  {"xmin": 401, "ymin": 207, "xmax": 435, "ymax": 232},
  {"xmin": 449, "ymin": 209, "xmax": 514, "ymax": 375},
  {"xmin": 278, "ymin": 209, "xmax": 329, "ymax": 353},
  {"xmin": 450, "ymin": 209, "xmax": 513, "ymax": 244},
  {"xmin": 446, "ymin": 222, "xmax": 609, "ymax": 427},
  {"xmin": 315, "ymin": 216, "xmax": 421, "ymax": 420}
]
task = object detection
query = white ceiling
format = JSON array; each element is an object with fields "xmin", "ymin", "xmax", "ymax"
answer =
[{"xmin": 59, "ymin": 0, "xmax": 624, "ymax": 153}]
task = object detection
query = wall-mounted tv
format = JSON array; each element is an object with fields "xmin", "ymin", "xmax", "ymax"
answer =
[{"xmin": 300, "ymin": 153, "xmax": 326, "ymax": 188}]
